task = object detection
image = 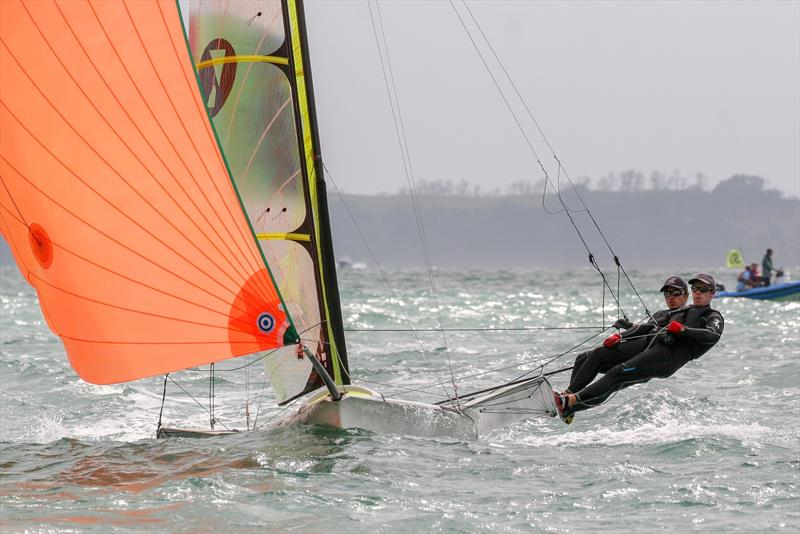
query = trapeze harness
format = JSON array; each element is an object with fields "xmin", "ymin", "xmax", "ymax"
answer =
[{"xmin": 570, "ymin": 305, "xmax": 724, "ymax": 412}]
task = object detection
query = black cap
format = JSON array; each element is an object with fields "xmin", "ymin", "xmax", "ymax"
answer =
[
  {"xmin": 688, "ymin": 273, "xmax": 716, "ymax": 290},
  {"xmin": 660, "ymin": 276, "xmax": 688, "ymax": 292}
]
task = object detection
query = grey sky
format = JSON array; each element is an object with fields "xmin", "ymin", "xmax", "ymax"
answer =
[{"xmin": 304, "ymin": 0, "xmax": 800, "ymax": 196}]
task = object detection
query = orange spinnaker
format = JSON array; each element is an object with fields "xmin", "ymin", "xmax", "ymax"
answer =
[{"xmin": 0, "ymin": 0, "xmax": 294, "ymax": 384}]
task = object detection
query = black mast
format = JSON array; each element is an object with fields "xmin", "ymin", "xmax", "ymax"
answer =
[{"xmin": 282, "ymin": 0, "xmax": 350, "ymax": 384}]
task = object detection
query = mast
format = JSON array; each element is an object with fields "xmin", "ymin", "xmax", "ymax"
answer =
[{"xmin": 282, "ymin": 0, "xmax": 350, "ymax": 385}]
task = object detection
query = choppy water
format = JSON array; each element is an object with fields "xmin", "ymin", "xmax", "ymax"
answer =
[{"xmin": 1, "ymin": 265, "xmax": 798, "ymax": 532}]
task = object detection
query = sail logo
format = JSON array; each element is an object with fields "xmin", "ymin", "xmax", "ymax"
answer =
[
  {"xmin": 257, "ymin": 312, "xmax": 275, "ymax": 334},
  {"xmin": 199, "ymin": 38, "xmax": 237, "ymax": 117}
]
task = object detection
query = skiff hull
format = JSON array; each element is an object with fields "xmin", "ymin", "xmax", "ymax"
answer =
[{"xmin": 282, "ymin": 377, "xmax": 558, "ymax": 440}]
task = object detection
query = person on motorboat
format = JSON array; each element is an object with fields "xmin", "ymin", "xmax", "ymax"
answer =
[
  {"xmin": 762, "ymin": 248, "xmax": 774, "ymax": 287},
  {"xmin": 737, "ymin": 263, "xmax": 760, "ymax": 291},
  {"xmin": 560, "ymin": 276, "xmax": 690, "ymax": 408},
  {"xmin": 554, "ymin": 273, "xmax": 724, "ymax": 424}
]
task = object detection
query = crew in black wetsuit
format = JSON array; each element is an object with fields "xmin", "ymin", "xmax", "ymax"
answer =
[
  {"xmin": 564, "ymin": 276, "xmax": 690, "ymax": 397},
  {"xmin": 555, "ymin": 273, "xmax": 724, "ymax": 423}
]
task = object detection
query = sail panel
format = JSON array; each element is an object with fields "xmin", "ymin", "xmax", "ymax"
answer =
[
  {"xmin": 184, "ymin": 0, "xmax": 348, "ymax": 403},
  {"xmin": 0, "ymin": 0, "xmax": 296, "ymax": 384}
]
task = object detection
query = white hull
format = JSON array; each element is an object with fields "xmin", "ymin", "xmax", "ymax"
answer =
[{"xmin": 280, "ymin": 377, "xmax": 558, "ymax": 440}]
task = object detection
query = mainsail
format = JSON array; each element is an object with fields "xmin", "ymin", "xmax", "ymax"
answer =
[
  {"xmin": 182, "ymin": 0, "xmax": 350, "ymax": 403},
  {"xmin": 0, "ymin": 0, "xmax": 298, "ymax": 384}
]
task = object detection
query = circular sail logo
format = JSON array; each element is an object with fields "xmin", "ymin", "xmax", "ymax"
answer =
[
  {"xmin": 257, "ymin": 312, "xmax": 275, "ymax": 334},
  {"xmin": 199, "ymin": 38, "xmax": 237, "ymax": 117}
]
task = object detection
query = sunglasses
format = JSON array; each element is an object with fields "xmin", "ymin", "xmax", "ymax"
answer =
[
  {"xmin": 662, "ymin": 289, "xmax": 685, "ymax": 297},
  {"xmin": 691, "ymin": 285, "xmax": 713, "ymax": 293}
]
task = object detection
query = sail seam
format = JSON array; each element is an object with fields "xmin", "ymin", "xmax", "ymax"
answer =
[
  {"xmin": 27, "ymin": 2, "xmax": 260, "ymax": 292},
  {"xmin": 0, "ymin": 112, "xmax": 246, "ymax": 304},
  {"xmin": 0, "ymin": 199, "xmax": 250, "ymax": 317},
  {"xmin": 146, "ymin": 1, "xmax": 276, "ymax": 300}
]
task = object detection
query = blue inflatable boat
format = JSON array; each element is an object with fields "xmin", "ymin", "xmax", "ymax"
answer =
[{"xmin": 716, "ymin": 281, "xmax": 800, "ymax": 301}]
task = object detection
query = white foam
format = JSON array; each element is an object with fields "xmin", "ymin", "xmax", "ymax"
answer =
[
  {"xmin": 517, "ymin": 419, "xmax": 772, "ymax": 448},
  {"xmin": 28, "ymin": 413, "xmax": 67, "ymax": 443}
]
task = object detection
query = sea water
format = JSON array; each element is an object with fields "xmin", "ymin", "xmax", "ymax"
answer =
[{"xmin": 1, "ymin": 266, "xmax": 798, "ymax": 532}]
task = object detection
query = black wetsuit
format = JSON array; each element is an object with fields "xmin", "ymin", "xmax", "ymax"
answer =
[
  {"xmin": 567, "ymin": 306, "xmax": 690, "ymax": 394},
  {"xmin": 572, "ymin": 304, "xmax": 724, "ymax": 412}
]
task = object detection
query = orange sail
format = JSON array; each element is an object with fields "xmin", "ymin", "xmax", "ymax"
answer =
[{"xmin": 0, "ymin": 0, "xmax": 298, "ymax": 384}]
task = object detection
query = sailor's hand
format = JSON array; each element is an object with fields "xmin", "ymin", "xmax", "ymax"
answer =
[
  {"xmin": 612, "ymin": 318, "xmax": 633, "ymax": 329},
  {"xmin": 603, "ymin": 333, "xmax": 621, "ymax": 348},
  {"xmin": 667, "ymin": 321, "xmax": 685, "ymax": 335}
]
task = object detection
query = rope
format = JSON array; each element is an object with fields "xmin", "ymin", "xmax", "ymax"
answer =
[
  {"xmin": 344, "ymin": 325, "xmax": 605, "ymax": 332},
  {"xmin": 209, "ymin": 363, "xmax": 215, "ymax": 430},
  {"xmin": 251, "ymin": 363, "xmax": 270, "ymax": 430},
  {"xmin": 368, "ymin": 0, "xmax": 459, "ymax": 404},
  {"xmin": 322, "ymin": 163, "xmax": 444, "ymax": 379},
  {"xmin": 450, "ymin": 1, "xmax": 647, "ymax": 320},
  {"xmin": 436, "ymin": 364, "xmax": 575, "ymax": 406},
  {"xmin": 166, "ymin": 375, "xmax": 233, "ymax": 432},
  {"xmin": 244, "ymin": 353, "xmax": 250, "ymax": 431},
  {"xmin": 383, "ymin": 326, "xmax": 610, "ymax": 400}
]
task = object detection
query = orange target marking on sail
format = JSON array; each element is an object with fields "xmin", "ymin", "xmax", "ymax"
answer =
[{"xmin": 28, "ymin": 223, "xmax": 52, "ymax": 269}]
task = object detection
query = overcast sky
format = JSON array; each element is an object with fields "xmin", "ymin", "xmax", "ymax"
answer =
[{"xmin": 303, "ymin": 0, "xmax": 799, "ymax": 196}]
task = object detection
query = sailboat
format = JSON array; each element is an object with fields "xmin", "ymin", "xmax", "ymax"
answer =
[{"xmin": 0, "ymin": 0, "xmax": 563, "ymax": 440}]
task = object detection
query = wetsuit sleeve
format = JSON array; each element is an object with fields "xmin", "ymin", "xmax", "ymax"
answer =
[
  {"xmin": 683, "ymin": 311, "xmax": 724, "ymax": 346},
  {"xmin": 620, "ymin": 322, "xmax": 655, "ymax": 339},
  {"xmin": 620, "ymin": 310, "xmax": 668, "ymax": 339}
]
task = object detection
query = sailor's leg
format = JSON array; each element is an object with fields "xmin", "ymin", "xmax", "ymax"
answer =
[
  {"xmin": 567, "ymin": 338, "xmax": 648, "ymax": 393},
  {"xmin": 572, "ymin": 346, "xmax": 686, "ymax": 412},
  {"xmin": 566, "ymin": 350, "xmax": 590, "ymax": 392}
]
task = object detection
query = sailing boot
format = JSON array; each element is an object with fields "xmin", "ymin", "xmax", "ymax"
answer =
[{"xmin": 553, "ymin": 392, "xmax": 574, "ymax": 425}]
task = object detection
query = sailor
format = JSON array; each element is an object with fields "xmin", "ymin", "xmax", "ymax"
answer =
[
  {"xmin": 762, "ymin": 248, "xmax": 774, "ymax": 287},
  {"xmin": 562, "ymin": 276, "xmax": 690, "ymax": 403},
  {"xmin": 737, "ymin": 263, "xmax": 759, "ymax": 291},
  {"xmin": 555, "ymin": 273, "xmax": 724, "ymax": 424}
]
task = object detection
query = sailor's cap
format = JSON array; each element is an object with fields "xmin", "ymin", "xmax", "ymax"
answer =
[
  {"xmin": 688, "ymin": 273, "xmax": 716, "ymax": 290},
  {"xmin": 659, "ymin": 276, "xmax": 688, "ymax": 292}
]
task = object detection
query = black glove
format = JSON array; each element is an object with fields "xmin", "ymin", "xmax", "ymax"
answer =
[{"xmin": 612, "ymin": 318, "xmax": 633, "ymax": 330}]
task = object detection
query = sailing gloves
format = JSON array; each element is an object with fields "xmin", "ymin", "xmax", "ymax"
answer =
[
  {"xmin": 603, "ymin": 333, "xmax": 622, "ymax": 348},
  {"xmin": 612, "ymin": 318, "xmax": 633, "ymax": 330},
  {"xmin": 667, "ymin": 321, "xmax": 685, "ymax": 335}
]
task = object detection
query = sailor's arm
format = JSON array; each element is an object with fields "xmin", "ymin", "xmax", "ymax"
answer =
[
  {"xmin": 619, "ymin": 310, "xmax": 666, "ymax": 339},
  {"xmin": 681, "ymin": 312, "xmax": 724, "ymax": 345}
]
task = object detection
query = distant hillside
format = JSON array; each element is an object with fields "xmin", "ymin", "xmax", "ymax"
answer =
[
  {"xmin": 328, "ymin": 176, "xmax": 800, "ymax": 271},
  {"xmin": 2, "ymin": 175, "xmax": 798, "ymax": 274}
]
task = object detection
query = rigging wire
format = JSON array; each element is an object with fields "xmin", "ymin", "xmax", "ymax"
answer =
[
  {"xmin": 447, "ymin": 1, "xmax": 627, "ymax": 320},
  {"xmin": 155, "ymin": 373, "xmax": 168, "ymax": 436},
  {"xmin": 455, "ymin": 0, "xmax": 650, "ymax": 317},
  {"xmin": 209, "ymin": 363, "xmax": 215, "ymax": 430},
  {"xmin": 344, "ymin": 325, "xmax": 605, "ymax": 332},
  {"xmin": 322, "ymin": 162, "xmax": 447, "ymax": 385},
  {"xmin": 354, "ymin": 326, "xmax": 610, "ymax": 401},
  {"xmin": 367, "ymin": 0, "xmax": 460, "ymax": 405},
  {"xmin": 251, "ymin": 362, "xmax": 271, "ymax": 430},
  {"xmin": 244, "ymin": 353, "xmax": 250, "ymax": 430},
  {"xmin": 166, "ymin": 375, "xmax": 233, "ymax": 432}
]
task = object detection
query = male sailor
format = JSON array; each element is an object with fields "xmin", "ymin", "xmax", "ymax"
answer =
[
  {"xmin": 555, "ymin": 273, "xmax": 724, "ymax": 424},
  {"xmin": 562, "ymin": 276, "xmax": 690, "ymax": 402},
  {"xmin": 762, "ymin": 248, "xmax": 774, "ymax": 287}
]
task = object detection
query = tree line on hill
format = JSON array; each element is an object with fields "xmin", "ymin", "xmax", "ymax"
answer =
[{"xmin": 329, "ymin": 174, "xmax": 799, "ymax": 272}]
